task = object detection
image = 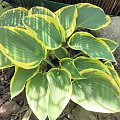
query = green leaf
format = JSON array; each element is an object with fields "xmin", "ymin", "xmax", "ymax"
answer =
[
  {"xmin": 10, "ymin": 66, "xmax": 39, "ymax": 99},
  {"xmin": 0, "ymin": 27, "xmax": 47, "ymax": 69},
  {"xmin": 104, "ymin": 61, "xmax": 113, "ymax": 68},
  {"xmin": 55, "ymin": 5, "xmax": 77, "ymax": 37},
  {"xmin": 0, "ymin": 6, "xmax": 13, "ymax": 16},
  {"xmin": 60, "ymin": 58, "xmax": 83, "ymax": 79},
  {"xmin": 105, "ymin": 63, "xmax": 120, "ymax": 88},
  {"xmin": 54, "ymin": 47, "xmax": 70, "ymax": 60},
  {"xmin": 99, "ymin": 38, "xmax": 119, "ymax": 52},
  {"xmin": 28, "ymin": 6, "xmax": 55, "ymax": 17},
  {"xmin": 47, "ymin": 68, "xmax": 72, "ymax": 120},
  {"xmin": 0, "ymin": 51, "xmax": 13, "ymax": 69},
  {"xmin": 74, "ymin": 56, "xmax": 111, "ymax": 75},
  {"xmin": 26, "ymin": 73, "xmax": 48, "ymax": 120},
  {"xmin": 0, "ymin": 7, "xmax": 28, "ymax": 27},
  {"xmin": 68, "ymin": 32, "xmax": 115, "ymax": 62},
  {"xmin": 23, "ymin": 14, "xmax": 65, "ymax": 49},
  {"xmin": 0, "ymin": 0, "xmax": 9, "ymax": 8},
  {"xmin": 76, "ymin": 3, "xmax": 110, "ymax": 30},
  {"xmin": 0, "ymin": 1, "xmax": 13, "ymax": 16},
  {"xmin": 71, "ymin": 69, "xmax": 120, "ymax": 113}
]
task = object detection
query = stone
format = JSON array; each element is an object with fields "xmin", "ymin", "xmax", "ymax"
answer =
[
  {"xmin": 0, "ymin": 99, "xmax": 5, "ymax": 106},
  {"xmin": 0, "ymin": 101, "xmax": 20, "ymax": 118},
  {"xmin": 91, "ymin": 16, "xmax": 120, "ymax": 45},
  {"xmin": 72, "ymin": 105, "xmax": 97, "ymax": 120},
  {"xmin": 2, "ymin": 94, "xmax": 11, "ymax": 101},
  {"xmin": 114, "ymin": 113, "xmax": 120, "ymax": 120}
]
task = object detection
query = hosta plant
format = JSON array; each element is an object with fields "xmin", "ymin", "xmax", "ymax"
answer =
[{"xmin": 0, "ymin": 3, "xmax": 120, "ymax": 120}]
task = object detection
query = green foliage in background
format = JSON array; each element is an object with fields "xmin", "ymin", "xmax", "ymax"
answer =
[
  {"xmin": 0, "ymin": 3, "xmax": 120, "ymax": 120},
  {"xmin": 0, "ymin": 0, "xmax": 13, "ymax": 15}
]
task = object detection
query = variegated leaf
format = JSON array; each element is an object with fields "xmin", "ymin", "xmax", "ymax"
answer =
[
  {"xmin": 68, "ymin": 32, "xmax": 115, "ymax": 62},
  {"xmin": 0, "ymin": 27, "xmax": 46, "ymax": 69},
  {"xmin": 76, "ymin": 3, "xmax": 110, "ymax": 30},
  {"xmin": 23, "ymin": 14, "xmax": 65, "ymax": 49},
  {"xmin": 0, "ymin": 7, "xmax": 28, "ymax": 27}
]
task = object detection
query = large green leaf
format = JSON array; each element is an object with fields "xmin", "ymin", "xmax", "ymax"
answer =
[
  {"xmin": 23, "ymin": 14, "xmax": 65, "ymax": 49},
  {"xmin": 26, "ymin": 73, "xmax": 48, "ymax": 120},
  {"xmin": 76, "ymin": 3, "xmax": 110, "ymax": 30},
  {"xmin": 0, "ymin": 51, "xmax": 13, "ymax": 69},
  {"xmin": 98, "ymin": 38, "xmax": 119, "ymax": 52},
  {"xmin": 68, "ymin": 32, "xmax": 115, "ymax": 61},
  {"xmin": 0, "ymin": 7, "xmax": 28, "ymax": 27},
  {"xmin": 10, "ymin": 66, "xmax": 39, "ymax": 99},
  {"xmin": 54, "ymin": 47, "xmax": 70, "ymax": 60},
  {"xmin": 47, "ymin": 68, "xmax": 72, "ymax": 120},
  {"xmin": 0, "ymin": 27, "xmax": 47, "ymax": 69},
  {"xmin": 71, "ymin": 69, "xmax": 120, "ymax": 113},
  {"xmin": 60, "ymin": 58, "xmax": 83, "ymax": 79},
  {"xmin": 74, "ymin": 56, "xmax": 111, "ymax": 75},
  {"xmin": 28, "ymin": 6, "xmax": 55, "ymax": 17},
  {"xmin": 55, "ymin": 5, "xmax": 77, "ymax": 38}
]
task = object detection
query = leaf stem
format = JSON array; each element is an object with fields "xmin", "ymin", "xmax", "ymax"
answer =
[
  {"xmin": 72, "ymin": 52, "xmax": 83, "ymax": 59},
  {"xmin": 22, "ymin": 108, "xmax": 32, "ymax": 120},
  {"xmin": 44, "ymin": 59, "xmax": 56, "ymax": 68}
]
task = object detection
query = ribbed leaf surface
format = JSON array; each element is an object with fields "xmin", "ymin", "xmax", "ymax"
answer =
[
  {"xmin": 47, "ymin": 68, "xmax": 72, "ymax": 120},
  {"xmin": 26, "ymin": 73, "xmax": 48, "ymax": 120},
  {"xmin": 68, "ymin": 32, "xmax": 115, "ymax": 61},
  {"xmin": 74, "ymin": 56, "xmax": 111, "ymax": 75},
  {"xmin": 29, "ymin": 6, "xmax": 55, "ymax": 17},
  {"xmin": 23, "ymin": 14, "xmax": 65, "ymax": 49},
  {"xmin": 72, "ymin": 69, "xmax": 120, "ymax": 113},
  {"xmin": 0, "ymin": 27, "xmax": 46, "ymax": 69},
  {"xmin": 55, "ymin": 5, "xmax": 77, "ymax": 37},
  {"xmin": 0, "ymin": 7, "xmax": 28, "ymax": 27}
]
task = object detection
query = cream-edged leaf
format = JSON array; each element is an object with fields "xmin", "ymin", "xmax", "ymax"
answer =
[
  {"xmin": 26, "ymin": 73, "xmax": 48, "ymax": 120},
  {"xmin": 0, "ymin": 7, "xmax": 28, "ymax": 27},
  {"xmin": 55, "ymin": 5, "xmax": 77, "ymax": 37},
  {"xmin": 74, "ymin": 56, "xmax": 111, "ymax": 75},
  {"xmin": 0, "ymin": 27, "xmax": 47, "ymax": 69},
  {"xmin": 76, "ymin": 3, "xmax": 110, "ymax": 30},
  {"xmin": 68, "ymin": 32, "xmax": 115, "ymax": 62},
  {"xmin": 23, "ymin": 14, "xmax": 65, "ymax": 49},
  {"xmin": 47, "ymin": 68, "xmax": 72, "ymax": 120},
  {"xmin": 99, "ymin": 38, "xmax": 119, "ymax": 52},
  {"xmin": 10, "ymin": 66, "xmax": 39, "ymax": 99},
  {"xmin": 29, "ymin": 6, "xmax": 55, "ymax": 17},
  {"xmin": 71, "ymin": 69, "xmax": 120, "ymax": 113}
]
